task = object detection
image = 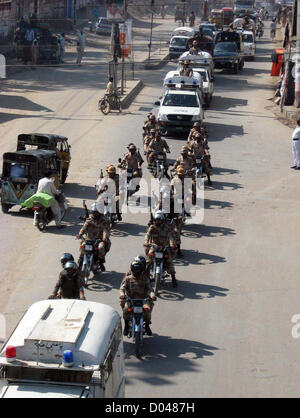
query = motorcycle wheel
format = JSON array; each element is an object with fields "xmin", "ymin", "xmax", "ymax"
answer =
[
  {"xmin": 134, "ymin": 330, "xmax": 143, "ymax": 358},
  {"xmin": 154, "ymin": 271, "xmax": 161, "ymax": 296},
  {"xmin": 99, "ymin": 98, "xmax": 110, "ymax": 115},
  {"xmin": 1, "ymin": 203, "xmax": 11, "ymax": 213},
  {"xmin": 82, "ymin": 264, "xmax": 90, "ymax": 287}
]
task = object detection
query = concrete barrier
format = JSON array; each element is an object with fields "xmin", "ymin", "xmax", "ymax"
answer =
[{"xmin": 119, "ymin": 79, "xmax": 144, "ymax": 108}]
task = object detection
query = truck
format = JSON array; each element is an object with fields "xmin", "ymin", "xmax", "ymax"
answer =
[
  {"xmin": 233, "ymin": 0, "xmax": 256, "ymax": 14},
  {"xmin": 0, "ymin": 300, "xmax": 125, "ymax": 398}
]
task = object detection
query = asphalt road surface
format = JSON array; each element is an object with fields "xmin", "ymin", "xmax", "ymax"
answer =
[{"xmin": 0, "ymin": 21, "xmax": 299, "ymax": 397}]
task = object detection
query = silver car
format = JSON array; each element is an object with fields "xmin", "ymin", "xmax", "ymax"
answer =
[{"xmin": 95, "ymin": 17, "xmax": 112, "ymax": 36}]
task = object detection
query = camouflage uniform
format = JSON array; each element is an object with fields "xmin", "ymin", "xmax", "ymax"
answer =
[
  {"xmin": 52, "ymin": 271, "xmax": 85, "ymax": 299},
  {"xmin": 144, "ymin": 224, "xmax": 176, "ymax": 274},
  {"xmin": 143, "ymin": 120, "xmax": 158, "ymax": 135},
  {"xmin": 171, "ymin": 175, "xmax": 192, "ymax": 214},
  {"xmin": 173, "ymin": 154, "xmax": 196, "ymax": 177},
  {"xmin": 78, "ymin": 214, "xmax": 111, "ymax": 260},
  {"xmin": 189, "ymin": 139, "xmax": 211, "ymax": 175},
  {"xmin": 179, "ymin": 67, "xmax": 193, "ymax": 77},
  {"xmin": 147, "ymin": 137, "xmax": 170, "ymax": 166},
  {"xmin": 189, "ymin": 46, "xmax": 199, "ymax": 55},
  {"xmin": 144, "ymin": 133, "xmax": 156, "ymax": 152},
  {"xmin": 187, "ymin": 127, "xmax": 208, "ymax": 144},
  {"xmin": 120, "ymin": 271, "xmax": 155, "ymax": 322},
  {"xmin": 97, "ymin": 173, "xmax": 123, "ymax": 214},
  {"xmin": 119, "ymin": 150, "xmax": 143, "ymax": 177}
]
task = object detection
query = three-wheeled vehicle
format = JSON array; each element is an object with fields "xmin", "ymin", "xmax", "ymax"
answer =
[
  {"xmin": 17, "ymin": 133, "xmax": 71, "ymax": 183},
  {"xmin": 209, "ymin": 9, "xmax": 223, "ymax": 29},
  {"xmin": 0, "ymin": 149, "xmax": 60, "ymax": 213},
  {"xmin": 0, "ymin": 300, "xmax": 125, "ymax": 398}
]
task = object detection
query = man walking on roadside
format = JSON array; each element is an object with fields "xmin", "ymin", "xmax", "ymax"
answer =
[{"xmin": 291, "ymin": 117, "xmax": 300, "ymax": 170}]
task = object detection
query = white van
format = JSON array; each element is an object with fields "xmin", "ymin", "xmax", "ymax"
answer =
[
  {"xmin": 0, "ymin": 300, "xmax": 125, "ymax": 398},
  {"xmin": 156, "ymin": 73, "xmax": 205, "ymax": 135},
  {"xmin": 241, "ymin": 30, "xmax": 255, "ymax": 61},
  {"xmin": 178, "ymin": 51, "xmax": 215, "ymax": 80}
]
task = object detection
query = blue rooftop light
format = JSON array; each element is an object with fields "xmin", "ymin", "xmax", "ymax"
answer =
[{"xmin": 63, "ymin": 350, "xmax": 74, "ymax": 367}]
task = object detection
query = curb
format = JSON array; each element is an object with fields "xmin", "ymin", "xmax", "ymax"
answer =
[
  {"xmin": 143, "ymin": 52, "xmax": 169, "ymax": 70},
  {"xmin": 120, "ymin": 79, "xmax": 144, "ymax": 109}
]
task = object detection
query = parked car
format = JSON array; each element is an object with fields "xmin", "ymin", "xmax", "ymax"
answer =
[{"xmin": 95, "ymin": 17, "xmax": 112, "ymax": 35}]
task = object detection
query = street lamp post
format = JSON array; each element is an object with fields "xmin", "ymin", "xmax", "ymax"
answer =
[{"xmin": 148, "ymin": 0, "xmax": 154, "ymax": 62}]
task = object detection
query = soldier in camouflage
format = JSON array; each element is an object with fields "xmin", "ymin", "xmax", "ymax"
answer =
[
  {"xmin": 120, "ymin": 259, "xmax": 157, "ymax": 336},
  {"xmin": 76, "ymin": 202, "xmax": 111, "ymax": 271},
  {"xmin": 144, "ymin": 211, "xmax": 178, "ymax": 287}
]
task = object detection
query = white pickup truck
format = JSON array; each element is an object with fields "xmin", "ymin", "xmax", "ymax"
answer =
[
  {"xmin": 156, "ymin": 72, "xmax": 205, "ymax": 136},
  {"xmin": 0, "ymin": 300, "xmax": 125, "ymax": 398}
]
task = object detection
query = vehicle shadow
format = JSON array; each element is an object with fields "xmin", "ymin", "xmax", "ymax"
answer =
[
  {"xmin": 174, "ymin": 249, "xmax": 227, "ymax": 266},
  {"xmin": 205, "ymin": 121, "xmax": 244, "ymax": 141},
  {"xmin": 212, "ymin": 166, "xmax": 240, "ymax": 176},
  {"xmin": 124, "ymin": 335, "xmax": 219, "ymax": 381},
  {"xmin": 87, "ymin": 270, "xmax": 124, "ymax": 292},
  {"xmin": 158, "ymin": 280, "xmax": 229, "ymax": 302},
  {"xmin": 111, "ymin": 222, "xmax": 147, "ymax": 237},
  {"xmin": 183, "ymin": 223, "xmax": 236, "ymax": 238},
  {"xmin": 204, "ymin": 198, "xmax": 234, "ymax": 210},
  {"xmin": 0, "ymin": 94, "xmax": 53, "ymax": 112},
  {"xmin": 63, "ymin": 182, "xmax": 97, "ymax": 200},
  {"xmin": 205, "ymin": 179, "xmax": 243, "ymax": 191},
  {"xmin": 211, "ymin": 95, "xmax": 248, "ymax": 111}
]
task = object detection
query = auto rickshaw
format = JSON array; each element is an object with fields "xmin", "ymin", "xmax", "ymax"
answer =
[
  {"xmin": 209, "ymin": 9, "xmax": 223, "ymax": 29},
  {"xmin": 17, "ymin": 133, "xmax": 71, "ymax": 183},
  {"xmin": 0, "ymin": 149, "xmax": 60, "ymax": 213}
]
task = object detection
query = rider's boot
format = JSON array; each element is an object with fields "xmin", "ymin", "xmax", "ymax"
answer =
[
  {"xmin": 123, "ymin": 320, "xmax": 129, "ymax": 336},
  {"xmin": 77, "ymin": 256, "xmax": 83, "ymax": 269},
  {"xmin": 99, "ymin": 258, "xmax": 106, "ymax": 272},
  {"xmin": 145, "ymin": 322, "xmax": 152, "ymax": 336},
  {"xmin": 177, "ymin": 245, "xmax": 184, "ymax": 258},
  {"xmin": 207, "ymin": 174, "xmax": 212, "ymax": 185},
  {"xmin": 171, "ymin": 273, "xmax": 178, "ymax": 288}
]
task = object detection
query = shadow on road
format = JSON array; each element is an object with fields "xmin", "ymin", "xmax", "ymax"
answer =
[
  {"xmin": 205, "ymin": 121, "xmax": 244, "ymax": 141},
  {"xmin": 87, "ymin": 270, "xmax": 124, "ymax": 292},
  {"xmin": 183, "ymin": 223, "xmax": 236, "ymax": 238},
  {"xmin": 124, "ymin": 335, "xmax": 219, "ymax": 384},
  {"xmin": 174, "ymin": 249, "xmax": 227, "ymax": 266}
]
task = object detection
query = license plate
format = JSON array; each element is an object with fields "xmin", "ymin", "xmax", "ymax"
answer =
[
  {"xmin": 85, "ymin": 245, "xmax": 93, "ymax": 251},
  {"xmin": 175, "ymin": 126, "xmax": 184, "ymax": 130},
  {"xmin": 106, "ymin": 198, "xmax": 111, "ymax": 204},
  {"xmin": 158, "ymin": 155, "xmax": 164, "ymax": 159},
  {"xmin": 196, "ymin": 158, "xmax": 201, "ymax": 163},
  {"xmin": 133, "ymin": 306, "xmax": 143, "ymax": 313},
  {"xmin": 155, "ymin": 252, "xmax": 163, "ymax": 258}
]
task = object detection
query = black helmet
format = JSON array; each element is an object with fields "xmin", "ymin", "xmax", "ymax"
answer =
[
  {"xmin": 64, "ymin": 261, "xmax": 77, "ymax": 272},
  {"xmin": 60, "ymin": 253, "xmax": 74, "ymax": 267},
  {"xmin": 134, "ymin": 255, "xmax": 147, "ymax": 270},
  {"xmin": 131, "ymin": 260, "xmax": 144, "ymax": 275}
]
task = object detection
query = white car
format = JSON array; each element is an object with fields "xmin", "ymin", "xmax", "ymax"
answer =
[
  {"xmin": 191, "ymin": 67, "xmax": 214, "ymax": 106},
  {"xmin": 169, "ymin": 35, "xmax": 190, "ymax": 59},
  {"xmin": 156, "ymin": 88, "xmax": 204, "ymax": 135},
  {"xmin": 242, "ymin": 30, "xmax": 255, "ymax": 60}
]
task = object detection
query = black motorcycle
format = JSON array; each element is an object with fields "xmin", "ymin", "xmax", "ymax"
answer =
[
  {"xmin": 33, "ymin": 193, "xmax": 67, "ymax": 231},
  {"xmin": 125, "ymin": 297, "xmax": 151, "ymax": 358},
  {"xmin": 80, "ymin": 237, "xmax": 103, "ymax": 287}
]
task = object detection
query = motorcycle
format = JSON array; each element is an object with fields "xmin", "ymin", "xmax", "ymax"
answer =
[
  {"xmin": 270, "ymin": 28, "xmax": 276, "ymax": 39},
  {"xmin": 149, "ymin": 246, "xmax": 170, "ymax": 295},
  {"xmin": 256, "ymin": 27, "xmax": 263, "ymax": 38},
  {"xmin": 118, "ymin": 160, "xmax": 139, "ymax": 204},
  {"xmin": 125, "ymin": 297, "xmax": 151, "ymax": 358},
  {"xmin": 80, "ymin": 237, "xmax": 103, "ymax": 287},
  {"xmin": 103, "ymin": 193, "xmax": 118, "ymax": 228},
  {"xmin": 33, "ymin": 193, "xmax": 67, "ymax": 231},
  {"xmin": 151, "ymin": 151, "xmax": 167, "ymax": 180}
]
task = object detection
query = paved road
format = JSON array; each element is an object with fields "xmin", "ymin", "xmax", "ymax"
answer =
[{"xmin": 0, "ymin": 21, "xmax": 299, "ymax": 397}]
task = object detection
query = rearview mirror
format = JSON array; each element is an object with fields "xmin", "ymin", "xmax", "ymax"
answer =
[
  {"xmin": 154, "ymin": 101, "xmax": 160, "ymax": 106},
  {"xmin": 118, "ymin": 158, "xmax": 121, "ymax": 163}
]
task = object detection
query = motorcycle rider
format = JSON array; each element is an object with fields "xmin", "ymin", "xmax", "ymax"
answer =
[
  {"xmin": 171, "ymin": 165, "xmax": 192, "ymax": 217},
  {"xmin": 60, "ymin": 252, "xmax": 74, "ymax": 268},
  {"xmin": 189, "ymin": 132, "xmax": 212, "ymax": 188},
  {"xmin": 97, "ymin": 164, "xmax": 122, "ymax": 221},
  {"xmin": 36, "ymin": 171, "xmax": 64, "ymax": 229},
  {"xmin": 179, "ymin": 60, "xmax": 193, "ymax": 77},
  {"xmin": 270, "ymin": 18, "xmax": 276, "ymax": 39},
  {"xmin": 172, "ymin": 145, "xmax": 196, "ymax": 176},
  {"xmin": 48, "ymin": 261, "xmax": 86, "ymax": 300},
  {"xmin": 120, "ymin": 259, "xmax": 157, "ymax": 336},
  {"xmin": 147, "ymin": 132, "xmax": 170, "ymax": 173},
  {"xmin": 144, "ymin": 211, "xmax": 178, "ymax": 287},
  {"xmin": 76, "ymin": 202, "xmax": 111, "ymax": 272},
  {"xmin": 187, "ymin": 121, "xmax": 208, "ymax": 144},
  {"xmin": 143, "ymin": 114, "xmax": 158, "ymax": 135},
  {"xmin": 118, "ymin": 143, "xmax": 143, "ymax": 179}
]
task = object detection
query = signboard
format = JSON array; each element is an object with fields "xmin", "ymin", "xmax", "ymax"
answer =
[
  {"xmin": 106, "ymin": 0, "xmax": 126, "ymax": 22},
  {"xmin": 119, "ymin": 20, "xmax": 132, "ymax": 57}
]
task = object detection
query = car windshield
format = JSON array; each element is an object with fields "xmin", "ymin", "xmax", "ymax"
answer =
[
  {"xmin": 162, "ymin": 94, "xmax": 199, "ymax": 107},
  {"xmin": 201, "ymin": 25, "xmax": 216, "ymax": 31},
  {"xmin": 242, "ymin": 34, "xmax": 253, "ymax": 42},
  {"xmin": 214, "ymin": 42, "xmax": 238, "ymax": 52},
  {"xmin": 171, "ymin": 38, "xmax": 187, "ymax": 46}
]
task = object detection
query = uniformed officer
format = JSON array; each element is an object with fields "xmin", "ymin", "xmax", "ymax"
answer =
[
  {"xmin": 118, "ymin": 143, "xmax": 144, "ymax": 179},
  {"xmin": 143, "ymin": 114, "xmax": 159, "ymax": 135},
  {"xmin": 187, "ymin": 121, "xmax": 208, "ymax": 144},
  {"xmin": 120, "ymin": 259, "xmax": 157, "ymax": 336},
  {"xmin": 97, "ymin": 165, "xmax": 123, "ymax": 221},
  {"xmin": 76, "ymin": 202, "xmax": 111, "ymax": 271},
  {"xmin": 144, "ymin": 211, "xmax": 177, "ymax": 287},
  {"xmin": 147, "ymin": 132, "xmax": 170, "ymax": 168},
  {"xmin": 179, "ymin": 60, "xmax": 193, "ymax": 77},
  {"xmin": 48, "ymin": 261, "xmax": 86, "ymax": 300},
  {"xmin": 189, "ymin": 133, "xmax": 212, "ymax": 185},
  {"xmin": 189, "ymin": 40, "xmax": 200, "ymax": 55},
  {"xmin": 173, "ymin": 146, "xmax": 196, "ymax": 177}
]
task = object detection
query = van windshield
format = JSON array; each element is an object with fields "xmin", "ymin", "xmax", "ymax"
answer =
[
  {"xmin": 163, "ymin": 94, "xmax": 199, "ymax": 107},
  {"xmin": 242, "ymin": 34, "xmax": 254, "ymax": 42},
  {"xmin": 171, "ymin": 38, "xmax": 187, "ymax": 46}
]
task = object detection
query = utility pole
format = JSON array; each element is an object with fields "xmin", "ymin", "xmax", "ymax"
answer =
[
  {"xmin": 148, "ymin": 0, "xmax": 154, "ymax": 62},
  {"xmin": 296, "ymin": 0, "xmax": 300, "ymax": 107},
  {"xmin": 73, "ymin": 0, "xmax": 77, "ymax": 26}
]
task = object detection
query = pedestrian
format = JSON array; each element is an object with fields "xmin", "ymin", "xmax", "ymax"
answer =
[
  {"xmin": 291, "ymin": 117, "xmax": 300, "ymax": 170},
  {"xmin": 59, "ymin": 33, "xmax": 66, "ymax": 63},
  {"xmin": 76, "ymin": 41, "xmax": 82, "ymax": 65},
  {"xmin": 77, "ymin": 30, "xmax": 86, "ymax": 54},
  {"xmin": 23, "ymin": 25, "xmax": 35, "ymax": 64}
]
